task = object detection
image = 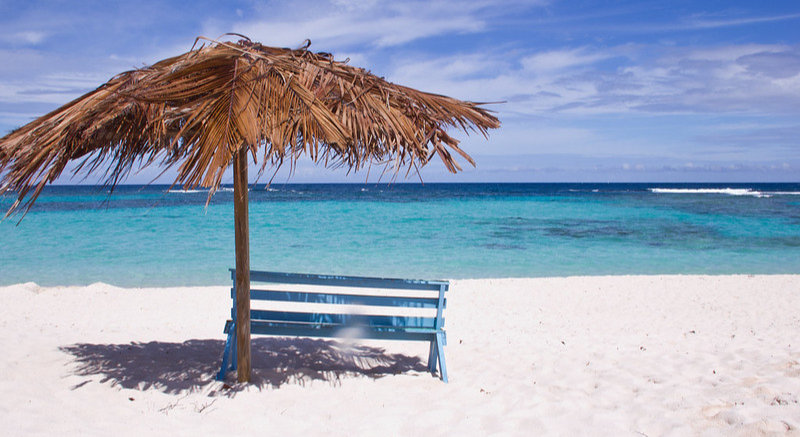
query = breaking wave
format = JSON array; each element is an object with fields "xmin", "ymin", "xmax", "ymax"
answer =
[
  {"xmin": 649, "ymin": 188, "xmax": 772, "ymax": 197},
  {"xmin": 167, "ymin": 189, "xmax": 205, "ymax": 194},
  {"xmin": 168, "ymin": 187, "xmax": 237, "ymax": 194}
]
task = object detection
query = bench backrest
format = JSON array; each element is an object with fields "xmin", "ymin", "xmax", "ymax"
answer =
[{"xmin": 230, "ymin": 269, "xmax": 448, "ymax": 331}]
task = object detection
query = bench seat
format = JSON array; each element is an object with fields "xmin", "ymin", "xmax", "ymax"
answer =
[{"xmin": 224, "ymin": 320, "xmax": 441, "ymax": 341}]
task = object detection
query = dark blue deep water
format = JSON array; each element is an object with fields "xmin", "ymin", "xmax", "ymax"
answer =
[{"xmin": 1, "ymin": 183, "xmax": 799, "ymax": 286}]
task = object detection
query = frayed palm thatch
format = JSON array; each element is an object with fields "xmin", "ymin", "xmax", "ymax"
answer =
[{"xmin": 0, "ymin": 36, "xmax": 499, "ymax": 215}]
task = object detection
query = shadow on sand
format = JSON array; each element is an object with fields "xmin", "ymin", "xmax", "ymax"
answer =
[{"xmin": 59, "ymin": 338, "xmax": 427, "ymax": 394}]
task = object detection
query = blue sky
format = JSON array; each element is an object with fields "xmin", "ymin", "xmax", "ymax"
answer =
[{"xmin": 1, "ymin": 0, "xmax": 799, "ymax": 183}]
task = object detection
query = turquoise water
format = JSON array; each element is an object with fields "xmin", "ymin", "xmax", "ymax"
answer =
[{"xmin": 1, "ymin": 183, "xmax": 799, "ymax": 287}]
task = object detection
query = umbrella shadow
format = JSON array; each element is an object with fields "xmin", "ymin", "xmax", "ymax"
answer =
[{"xmin": 59, "ymin": 338, "xmax": 428, "ymax": 395}]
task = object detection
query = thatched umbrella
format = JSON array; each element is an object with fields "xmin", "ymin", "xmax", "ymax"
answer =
[{"xmin": 0, "ymin": 36, "xmax": 500, "ymax": 382}]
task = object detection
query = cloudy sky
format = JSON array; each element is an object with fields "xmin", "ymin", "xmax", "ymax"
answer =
[{"xmin": 1, "ymin": 0, "xmax": 799, "ymax": 183}]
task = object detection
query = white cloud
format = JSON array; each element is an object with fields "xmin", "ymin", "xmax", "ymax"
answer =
[
  {"xmin": 387, "ymin": 43, "xmax": 800, "ymax": 117},
  {"xmin": 683, "ymin": 13, "xmax": 800, "ymax": 30},
  {"xmin": 521, "ymin": 48, "xmax": 611, "ymax": 72},
  {"xmin": 678, "ymin": 44, "xmax": 786, "ymax": 62},
  {"xmin": 11, "ymin": 31, "xmax": 47, "ymax": 45},
  {"xmin": 468, "ymin": 124, "xmax": 597, "ymax": 155},
  {"xmin": 391, "ymin": 54, "xmax": 504, "ymax": 81},
  {"xmin": 0, "ymin": 31, "xmax": 48, "ymax": 46},
  {"xmin": 221, "ymin": 0, "xmax": 497, "ymax": 50},
  {"xmin": 588, "ymin": 12, "xmax": 800, "ymax": 34},
  {"xmin": 0, "ymin": 71, "xmax": 116, "ymax": 104}
]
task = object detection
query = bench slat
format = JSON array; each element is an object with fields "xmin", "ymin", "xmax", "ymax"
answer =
[
  {"xmin": 236, "ymin": 269, "xmax": 449, "ymax": 291},
  {"xmin": 224, "ymin": 320, "xmax": 438, "ymax": 342},
  {"xmin": 248, "ymin": 309, "xmax": 439, "ymax": 329},
  {"xmin": 236, "ymin": 288, "xmax": 445, "ymax": 309}
]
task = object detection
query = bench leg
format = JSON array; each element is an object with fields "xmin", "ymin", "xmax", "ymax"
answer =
[
  {"xmin": 231, "ymin": 327, "xmax": 237, "ymax": 371},
  {"xmin": 436, "ymin": 331, "xmax": 448, "ymax": 383},
  {"xmin": 216, "ymin": 328, "xmax": 235, "ymax": 381},
  {"xmin": 428, "ymin": 339, "xmax": 438, "ymax": 374}
]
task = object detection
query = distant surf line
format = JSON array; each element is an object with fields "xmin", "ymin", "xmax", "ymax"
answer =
[
  {"xmin": 167, "ymin": 187, "xmax": 236, "ymax": 194},
  {"xmin": 648, "ymin": 188, "xmax": 800, "ymax": 198}
]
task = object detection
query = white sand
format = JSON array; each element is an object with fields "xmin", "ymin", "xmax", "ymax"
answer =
[{"xmin": 1, "ymin": 275, "xmax": 800, "ymax": 436}]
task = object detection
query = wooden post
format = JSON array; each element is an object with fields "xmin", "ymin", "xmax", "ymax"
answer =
[{"xmin": 233, "ymin": 148, "xmax": 251, "ymax": 383}]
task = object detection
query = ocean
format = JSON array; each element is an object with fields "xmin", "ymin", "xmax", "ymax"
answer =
[{"xmin": 1, "ymin": 183, "xmax": 799, "ymax": 287}]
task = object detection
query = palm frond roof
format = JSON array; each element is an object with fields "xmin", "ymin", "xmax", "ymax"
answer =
[{"xmin": 0, "ymin": 36, "xmax": 500, "ymax": 214}]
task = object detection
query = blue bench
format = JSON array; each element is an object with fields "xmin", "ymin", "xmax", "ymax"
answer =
[{"xmin": 217, "ymin": 269, "xmax": 449, "ymax": 382}]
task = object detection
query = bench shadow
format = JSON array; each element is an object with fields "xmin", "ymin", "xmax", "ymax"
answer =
[{"xmin": 59, "ymin": 338, "xmax": 428, "ymax": 395}]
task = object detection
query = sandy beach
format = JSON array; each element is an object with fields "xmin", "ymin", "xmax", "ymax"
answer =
[{"xmin": 1, "ymin": 275, "xmax": 799, "ymax": 436}]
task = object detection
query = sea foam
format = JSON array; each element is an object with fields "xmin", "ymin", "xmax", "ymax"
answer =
[
  {"xmin": 167, "ymin": 189, "xmax": 205, "ymax": 194},
  {"xmin": 649, "ymin": 188, "xmax": 770, "ymax": 197},
  {"xmin": 167, "ymin": 187, "xmax": 238, "ymax": 194}
]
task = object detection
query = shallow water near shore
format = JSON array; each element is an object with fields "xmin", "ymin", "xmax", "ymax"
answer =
[{"xmin": 1, "ymin": 182, "xmax": 799, "ymax": 287}]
